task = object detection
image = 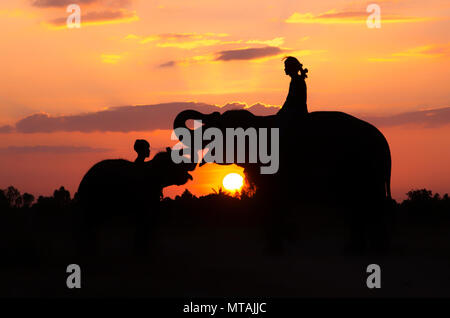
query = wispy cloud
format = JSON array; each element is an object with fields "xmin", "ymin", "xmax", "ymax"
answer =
[
  {"xmin": 31, "ymin": 0, "xmax": 133, "ymax": 8},
  {"xmin": 367, "ymin": 57, "xmax": 399, "ymax": 62},
  {"xmin": 6, "ymin": 102, "xmax": 279, "ymax": 134},
  {"xmin": 392, "ymin": 43, "xmax": 450, "ymax": 58},
  {"xmin": 3, "ymin": 103, "xmax": 449, "ymax": 135},
  {"xmin": 363, "ymin": 107, "xmax": 450, "ymax": 128},
  {"xmin": 159, "ymin": 60, "xmax": 176, "ymax": 68},
  {"xmin": 101, "ymin": 54, "xmax": 122, "ymax": 64},
  {"xmin": 0, "ymin": 125, "xmax": 14, "ymax": 133},
  {"xmin": 32, "ymin": 0, "xmax": 97, "ymax": 7},
  {"xmin": 0, "ymin": 9, "xmax": 36, "ymax": 18},
  {"xmin": 286, "ymin": 9, "xmax": 435, "ymax": 25},
  {"xmin": 126, "ymin": 32, "xmax": 236, "ymax": 49},
  {"xmin": 159, "ymin": 45, "xmax": 293, "ymax": 67},
  {"xmin": 46, "ymin": 9, "xmax": 138, "ymax": 29},
  {"xmin": 215, "ymin": 46, "xmax": 287, "ymax": 61},
  {"xmin": 369, "ymin": 43, "xmax": 450, "ymax": 61},
  {"xmin": 243, "ymin": 37, "xmax": 285, "ymax": 47},
  {"xmin": 125, "ymin": 33, "xmax": 287, "ymax": 50},
  {"xmin": 0, "ymin": 145, "xmax": 111, "ymax": 154}
]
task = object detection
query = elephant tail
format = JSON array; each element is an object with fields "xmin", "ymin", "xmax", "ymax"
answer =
[{"xmin": 385, "ymin": 145, "xmax": 392, "ymax": 201}]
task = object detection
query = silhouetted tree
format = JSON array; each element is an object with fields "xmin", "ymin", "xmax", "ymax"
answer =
[
  {"xmin": 6, "ymin": 186, "xmax": 22, "ymax": 208},
  {"xmin": 53, "ymin": 186, "xmax": 71, "ymax": 208},
  {"xmin": 402, "ymin": 188, "xmax": 450, "ymax": 219},
  {"xmin": 211, "ymin": 186, "xmax": 228, "ymax": 198},
  {"xmin": 181, "ymin": 189, "xmax": 196, "ymax": 200},
  {"xmin": 22, "ymin": 193, "xmax": 35, "ymax": 209},
  {"xmin": 0, "ymin": 189, "xmax": 9, "ymax": 210},
  {"xmin": 406, "ymin": 189, "xmax": 433, "ymax": 202},
  {"xmin": 35, "ymin": 195, "xmax": 55, "ymax": 209}
]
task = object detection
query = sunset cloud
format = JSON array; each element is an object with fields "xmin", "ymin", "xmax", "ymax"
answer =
[
  {"xmin": 285, "ymin": 9, "xmax": 434, "ymax": 25},
  {"xmin": 32, "ymin": 0, "xmax": 133, "ymax": 8},
  {"xmin": 369, "ymin": 43, "xmax": 450, "ymax": 61},
  {"xmin": 159, "ymin": 60, "xmax": 176, "ymax": 68},
  {"xmin": 0, "ymin": 9, "xmax": 36, "ymax": 18},
  {"xmin": 32, "ymin": 0, "xmax": 97, "ymax": 7},
  {"xmin": 3, "ymin": 103, "xmax": 449, "ymax": 135},
  {"xmin": 0, "ymin": 145, "xmax": 111, "ymax": 154},
  {"xmin": 0, "ymin": 125, "xmax": 14, "ymax": 133},
  {"xmin": 158, "ymin": 45, "xmax": 291, "ymax": 67},
  {"xmin": 101, "ymin": 54, "xmax": 122, "ymax": 64},
  {"xmin": 9, "ymin": 102, "xmax": 279, "ymax": 134},
  {"xmin": 126, "ymin": 32, "xmax": 236, "ymax": 49},
  {"xmin": 46, "ymin": 9, "xmax": 138, "ymax": 28},
  {"xmin": 125, "ymin": 33, "xmax": 287, "ymax": 50},
  {"xmin": 363, "ymin": 107, "xmax": 450, "ymax": 128},
  {"xmin": 215, "ymin": 46, "xmax": 287, "ymax": 61},
  {"xmin": 246, "ymin": 37, "xmax": 285, "ymax": 47},
  {"xmin": 392, "ymin": 43, "xmax": 450, "ymax": 58}
]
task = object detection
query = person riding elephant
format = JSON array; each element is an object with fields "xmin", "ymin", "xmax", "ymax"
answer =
[{"xmin": 277, "ymin": 56, "xmax": 309, "ymax": 118}]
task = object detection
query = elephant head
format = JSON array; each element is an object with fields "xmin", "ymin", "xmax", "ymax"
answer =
[
  {"xmin": 173, "ymin": 109, "xmax": 280, "ymax": 175},
  {"xmin": 150, "ymin": 147, "xmax": 197, "ymax": 187},
  {"xmin": 173, "ymin": 110, "xmax": 220, "ymax": 136},
  {"xmin": 174, "ymin": 108, "xmax": 280, "ymax": 171}
]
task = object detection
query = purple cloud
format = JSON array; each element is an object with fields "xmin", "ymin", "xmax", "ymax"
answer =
[
  {"xmin": 0, "ymin": 145, "xmax": 111, "ymax": 154},
  {"xmin": 215, "ymin": 46, "xmax": 286, "ymax": 61},
  {"xmin": 48, "ymin": 9, "xmax": 136, "ymax": 26},
  {"xmin": 32, "ymin": 0, "xmax": 133, "ymax": 8},
  {"xmin": 32, "ymin": 0, "xmax": 98, "ymax": 7},
  {"xmin": 0, "ymin": 125, "xmax": 14, "ymax": 133},
  {"xmin": 363, "ymin": 107, "xmax": 450, "ymax": 128},
  {"xmin": 5, "ymin": 103, "xmax": 450, "ymax": 134},
  {"xmin": 159, "ymin": 61, "xmax": 176, "ymax": 68}
]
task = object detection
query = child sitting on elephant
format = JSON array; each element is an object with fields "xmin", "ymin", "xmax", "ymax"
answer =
[{"xmin": 134, "ymin": 139, "xmax": 150, "ymax": 163}]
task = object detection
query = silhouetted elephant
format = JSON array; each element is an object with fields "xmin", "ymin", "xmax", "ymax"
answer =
[
  {"xmin": 173, "ymin": 109, "xmax": 392, "ymax": 252},
  {"xmin": 77, "ymin": 147, "xmax": 196, "ymax": 255}
]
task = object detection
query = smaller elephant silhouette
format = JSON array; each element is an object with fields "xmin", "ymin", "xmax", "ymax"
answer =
[{"xmin": 77, "ymin": 147, "xmax": 196, "ymax": 255}]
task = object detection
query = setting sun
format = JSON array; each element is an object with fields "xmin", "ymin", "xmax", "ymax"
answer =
[{"xmin": 222, "ymin": 173, "xmax": 244, "ymax": 192}]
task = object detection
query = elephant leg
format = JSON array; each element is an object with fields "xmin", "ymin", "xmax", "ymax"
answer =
[
  {"xmin": 344, "ymin": 186, "xmax": 390, "ymax": 255},
  {"xmin": 366, "ymin": 197, "xmax": 392, "ymax": 254},
  {"xmin": 260, "ymin": 189, "xmax": 286, "ymax": 255},
  {"xmin": 79, "ymin": 207, "xmax": 101, "ymax": 260},
  {"xmin": 343, "ymin": 203, "xmax": 368, "ymax": 255},
  {"xmin": 133, "ymin": 205, "xmax": 158, "ymax": 257},
  {"xmin": 133, "ymin": 212, "xmax": 149, "ymax": 255}
]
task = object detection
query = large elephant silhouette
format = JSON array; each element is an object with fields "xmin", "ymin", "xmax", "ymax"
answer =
[
  {"xmin": 173, "ymin": 109, "xmax": 392, "ymax": 252},
  {"xmin": 77, "ymin": 147, "xmax": 196, "ymax": 254}
]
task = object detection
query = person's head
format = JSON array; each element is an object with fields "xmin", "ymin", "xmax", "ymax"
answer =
[
  {"xmin": 134, "ymin": 139, "xmax": 150, "ymax": 158},
  {"xmin": 282, "ymin": 56, "xmax": 308, "ymax": 79}
]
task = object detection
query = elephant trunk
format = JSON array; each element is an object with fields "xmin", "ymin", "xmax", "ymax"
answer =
[{"xmin": 173, "ymin": 110, "xmax": 221, "ymax": 163}]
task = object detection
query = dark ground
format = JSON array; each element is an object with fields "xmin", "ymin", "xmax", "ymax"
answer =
[{"xmin": 1, "ymin": 187, "xmax": 450, "ymax": 298}]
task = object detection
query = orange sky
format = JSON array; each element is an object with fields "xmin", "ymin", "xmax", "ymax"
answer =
[{"xmin": 0, "ymin": 0, "xmax": 449, "ymax": 200}]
